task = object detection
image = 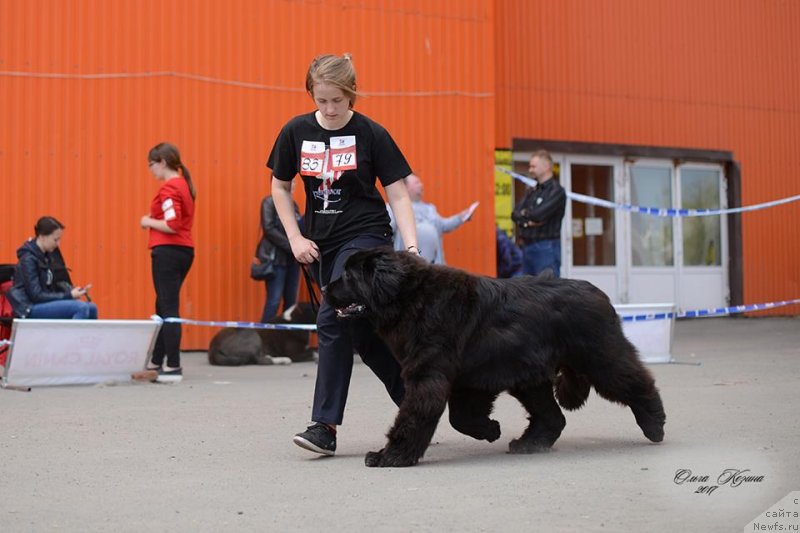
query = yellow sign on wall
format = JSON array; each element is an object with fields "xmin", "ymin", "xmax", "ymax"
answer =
[{"xmin": 494, "ymin": 149, "xmax": 513, "ymax": 234}]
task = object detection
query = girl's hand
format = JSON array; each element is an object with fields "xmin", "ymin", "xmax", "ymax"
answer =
[
  {"xmin": 289, "ymin": 235, "xmax": 320, "ymax": 264},
  {"xmin": 140, "ymin": 215, "xmax": 152, "ymax": 229},
  {"xmin": 70, "ymin": 285, "xmax": 89, "ymax": 299}
]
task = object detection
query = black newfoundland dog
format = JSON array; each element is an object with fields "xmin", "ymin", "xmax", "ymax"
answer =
[{"xmin": 325, "ymin": 249, "xmax": 666, "ymax": 467}]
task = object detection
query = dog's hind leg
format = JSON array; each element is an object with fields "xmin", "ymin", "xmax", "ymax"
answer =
[
  {"xmin": 448, "ymin": 388, "xmax": 501, "ymax": 442},
  {"xmin": 588, "ymin": 345, "xmax": 666, "ymax": 443},
  {"xmin": 507, "ymin": 381, "xmax": 567, "ymax": 454}
]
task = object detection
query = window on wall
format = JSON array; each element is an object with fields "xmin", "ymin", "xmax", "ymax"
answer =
[
  {"xmin": 631, "ymin": 166, "xmax": 674, "ymax": 267},
  {"xmin": 681, "ymin": 168, "xmax": 722, "ymax": 266},
  {"xmin": 571, "ymin": 164, "xmax": 615, "ymax": 266}
]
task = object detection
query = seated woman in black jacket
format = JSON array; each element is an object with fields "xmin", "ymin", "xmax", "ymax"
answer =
[{"xmin": 7, "ymin": 216, "xmax": 98, "ymax": 319}]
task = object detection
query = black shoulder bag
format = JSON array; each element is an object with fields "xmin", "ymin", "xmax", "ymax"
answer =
[{"xmin": 250, "ymin": 239, "xmax": 277, "ymax": 281}]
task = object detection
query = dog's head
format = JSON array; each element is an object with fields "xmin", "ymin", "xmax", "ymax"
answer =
[{"xmin": 325, "ymin": 247, "xmax": 422, "ymax": 320}]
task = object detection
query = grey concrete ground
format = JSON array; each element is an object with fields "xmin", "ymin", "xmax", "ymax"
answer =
[{"xmin": 1, "ymin": 317, "xmax": 798, "ymax": 532}]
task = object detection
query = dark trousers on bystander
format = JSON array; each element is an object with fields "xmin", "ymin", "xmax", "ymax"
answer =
[{"xmin": 150, "ymin": 245, "xmax": 194, "ymax": 369}]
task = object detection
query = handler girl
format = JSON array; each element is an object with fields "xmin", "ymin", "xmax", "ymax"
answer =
[
  {"xmin": 268, "ymin": 53, "xmax": 419, "ymax": 456},
  {"xmin": 140, "ymin": 142, "xmax": 196, "ymax": 384}
]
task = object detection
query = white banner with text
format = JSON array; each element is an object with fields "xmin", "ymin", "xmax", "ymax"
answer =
[{"xmin": 2, "ymin": 319, "xmax": 161, "ymax": 387}]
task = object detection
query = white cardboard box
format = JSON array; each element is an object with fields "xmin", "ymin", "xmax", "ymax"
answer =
[
  {"xmin": 2, "ymin": 319, "xmax": 161, "ymax": 387},
  {"xmin": 614, "ymin": 303, "xmax": 676, "ymax": 364}
]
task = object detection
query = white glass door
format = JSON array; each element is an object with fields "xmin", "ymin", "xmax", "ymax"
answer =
[
  {"xmin": 561, "ymin": 156, "xmax": 625, "ymax": 302},
  {"xmin": 626, "ymin": 161, "xmax": 728, "ymax": 311},
  {"xmin": 676, "ymin": 165, "xmax": 729, "ymax": 311},
  {"xmin": 627, "ymin": 161, "xmax": 678, "ymax": 304}
]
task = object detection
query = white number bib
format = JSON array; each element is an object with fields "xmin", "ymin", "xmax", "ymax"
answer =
[
  {"xmin": 300, "ymin": 141, "xmax": 326, "ymax": 176},
  {"xmin": 329, "ymin": 136, "xmax": 357, "ymax": 171}
]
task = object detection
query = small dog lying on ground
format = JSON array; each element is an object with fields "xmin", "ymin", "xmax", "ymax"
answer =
[
  {"xmin": 207, "ymin": 303, "xmax": 317, "ymax": 366},
  {"xmin": 325, "ymin": 248, "xmax": 666, "ymax": 467}
]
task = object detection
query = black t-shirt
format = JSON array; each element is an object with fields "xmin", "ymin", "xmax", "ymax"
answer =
[{"xmin": 267, "ymin": 111, "xmax": 412, "ymax": 251}]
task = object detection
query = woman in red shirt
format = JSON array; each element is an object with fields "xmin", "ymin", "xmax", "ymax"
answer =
[{"xmin": 140, "ymin": 142, "xmax": 196, "ymax": 383}]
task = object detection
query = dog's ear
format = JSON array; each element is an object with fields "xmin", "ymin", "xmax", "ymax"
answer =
[
  {"xmin": 341, "ymin": 248, "xmax": 405, "ymax": 307},
  {"xmin": 344, "ymin": 249, "xmax": 379, "ymax": 272},
  {"xmin": 368, "ymin": 250, "xmax": 406, "ymax": 306}
]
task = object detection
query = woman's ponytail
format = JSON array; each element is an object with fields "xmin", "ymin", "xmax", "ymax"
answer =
[
  {"xmin": 180, "ymin": 163, "xmax": 197, "ymax": 200},
  {"xmin": 149, "ymin": 142, "xmax": 196, "ymax": 200}
]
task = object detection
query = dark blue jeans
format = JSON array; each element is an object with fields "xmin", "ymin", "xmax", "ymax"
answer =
[
  {"xmin": 261, "ymin": 262, "xmax": 300, "ymax": 322},
  {"xmin": 522, "ymin": 239, "xmax": 562, "ymax": 277},
  {"xmin": 311, "ymin": 234, "xmax": 405, "ymax": 426},
  {"xmin": 29, "ymin": 299, "xmax": 98, "ymax": 319}
]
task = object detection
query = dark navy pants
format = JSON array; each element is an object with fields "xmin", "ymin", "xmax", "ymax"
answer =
[{"xmin": 311, "ymin": 234, "xmax": 405, "ymax": 426}]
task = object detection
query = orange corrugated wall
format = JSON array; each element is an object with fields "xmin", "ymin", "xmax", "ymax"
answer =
[
  {"xmin": 0, "ymin": 0, "xmax": 496, "ymax": 348},
  {"xmin": 495, "ymin": 0, "xmax": 800, "ymax": 314}
]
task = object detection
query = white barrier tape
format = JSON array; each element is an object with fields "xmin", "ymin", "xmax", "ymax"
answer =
[
  {"xmin": 621, "ymin": 298, "xmax": 800, "ymax": 322},
  {"xmin": 496, "ymin": 167, "xmax": 800, "ymax": 217},
  {"xmin": 158, "ymin": 316, "xmax": 317, "ymax": 331}
]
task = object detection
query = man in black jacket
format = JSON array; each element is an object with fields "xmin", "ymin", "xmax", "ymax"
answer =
[{"xmin": 511, "ymin": 150, "xmax": 566, "ymax": 277}]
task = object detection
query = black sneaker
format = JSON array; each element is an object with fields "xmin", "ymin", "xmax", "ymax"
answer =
[
  {"xmin": 293, "ymin": 423, "xmax": 336, "ymax": 456},
  {"xmin": 156, "ymin": 367, "xmax": 183, "ymax": 383}
]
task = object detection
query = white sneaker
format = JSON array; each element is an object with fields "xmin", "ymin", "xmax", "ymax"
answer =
[{"xmin": 156, "ymin": 368, "xmax": 183, "ymax": 383}]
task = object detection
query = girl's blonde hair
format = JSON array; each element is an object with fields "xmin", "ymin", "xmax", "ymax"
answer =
[{"xmin": 305, "ymin": 53, "xmax": 358, "ymax": 108}]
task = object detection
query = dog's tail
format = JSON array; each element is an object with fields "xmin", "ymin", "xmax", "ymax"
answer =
[{"xmin": 554, "ymin": 367, "xmax": 591, "ymax": 410}]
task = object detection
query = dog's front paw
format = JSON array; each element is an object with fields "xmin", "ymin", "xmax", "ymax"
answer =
[
  {"xmin": 364, "ymin": 449, "xmax": 419, "ymax": 467},
  {"xmin": 508, "ymin": 437, "xmax": 554, "ymax": 454},
  {"xmin": 365, "ymin": 450, "xmax": 384, "ymax": 467}
]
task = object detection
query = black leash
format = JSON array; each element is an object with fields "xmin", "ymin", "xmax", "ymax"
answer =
[{"xmin": 301, "ymin": 262, "xmax": 322, "ymax": 316}]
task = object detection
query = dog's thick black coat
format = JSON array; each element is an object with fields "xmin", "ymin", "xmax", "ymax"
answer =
[
  {"xmin": 325, "ymin": 249, "xmax": 666, "ymax": 467},
  {"xmin": 207, "ymin": 303, "xmax": 316, "ymax": 365}
]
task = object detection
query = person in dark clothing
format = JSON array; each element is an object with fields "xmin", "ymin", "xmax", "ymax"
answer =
[
  {"xmin": 7, "ymin": 216, "xmax": 97, "ymax": 319},
  {"xmin": 496, "ymin": 225, "xmax": 523, "ymax": 278},
  {"xmin": 268, "ymin": 53, "xmax": 419, "ymax": 456},
  {"xmin": 140, "ymin": 142, "xmax": 196, "ymax": 384},
  {"xmin": 511, "ymin": 149, "xmax": 567, "ymax": 277},
  {"xmin": 258, "ymin": 185, "xmax": 302, "ymax": 322}
]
